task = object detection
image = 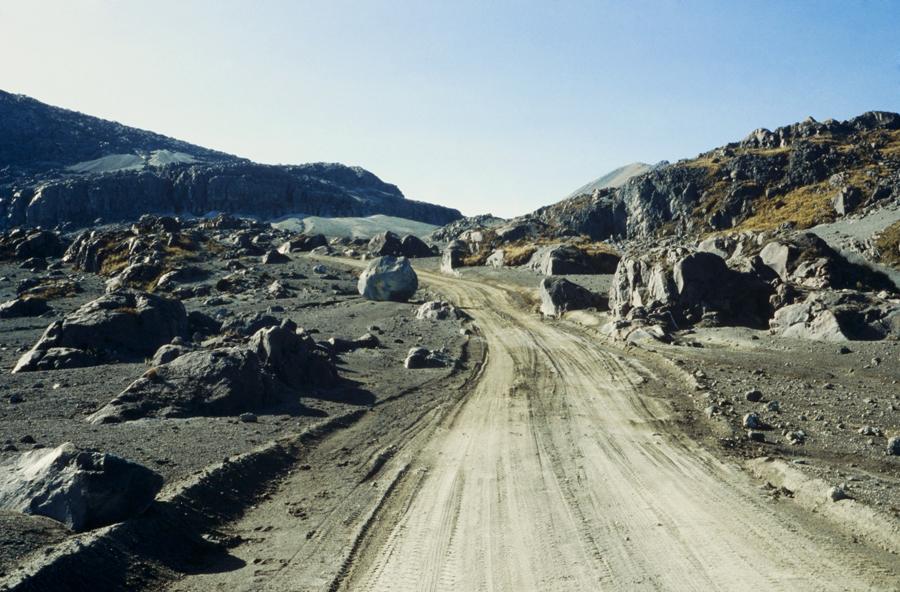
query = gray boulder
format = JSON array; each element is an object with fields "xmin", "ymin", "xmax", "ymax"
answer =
[
  {"xmin": 404, "ymin": 347, "xmax": 451, "ymax": 369},
  {"xmin": 400, "ymin": 234, "xmax": 434, "ymax": 258},
  {"xmin": 0, "ymin": 229, "xmax": 66, "ymax": 260},
  {"xmin": 278, "ymin": 234, "xmax": 327, "ymax": 254},
  {"xmin": 770, "ymin": 291, "xmax": 900, "ymax": 341},
  {"xmin": 358, "ymin": 256, "xmax": 418, "ymax": 302},
  {"xmin": 13, "ymin": 291, "xmax": 187, "ymax": 372},
  {"xmin": 12, "ymin": 347, "xmax": 97, "ymax": 371},
  {"xmin": 525, "ymin": 244, "xmax": 619, "ymax": 275},
  {"xmin": 368, "ymin": 231, "xmax": 404, "ymax": 257},
  {"xmin": 416, "ymin": 300, "xmax": 466, "ymax": 321},
  {"xmin": 150, "ymin": 343, "xmax": 193, "ymax": 366},
  {"xmin": 609, "ymin": 249, "xmax": 774, "ymax": 328},
  {"xmin": 0, "ymin": 297, "xmax": 49, "ymax": 319},
  {"xmin": 759, "ymin": 232, "xmax": 893, "ymax": 291},
  {"xmin": 486, "ymin": 249, "xmax": 505, "ymax": 267},
  {"xmin": 831, "ymin": 186, "xmax": 862, "ymax": 216},
  {"xmin": 261, "ymin": 249, "xmax": 290, "ymax": 264},
  {"xmin": 0, "ymin": 443, "xmax": 163, "ymax": 532},
  {"xmin": 539, "ymin": 278, "xmax": 604, "ymax": 318},
  {"xmin": 89, "ymin": 347, "xmax": 270, "ymax": 423},
  {"xmin": 441, "ymin": 240, "xmax": 467, "ymax": 274},
  {"xmin": 248, "ymin": 322, "xmax": 336, "ymax": 389}
]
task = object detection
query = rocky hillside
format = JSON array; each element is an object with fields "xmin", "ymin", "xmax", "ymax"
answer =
[
  {"xmin": 0, "ymin": 90, "xmax": 461, "ymax": 229},
  {"xmin": 528, "ymin": 112, "xmax": 900, "ymax": 242}
]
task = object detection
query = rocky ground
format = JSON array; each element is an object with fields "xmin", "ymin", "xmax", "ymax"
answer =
[
  {"xmin": 0, "ymin": 219, "xmax": 471, "ymax": 583},
  {"xmin": 0, "ymin": 209, "xmax": 898, "ymax": 590}
]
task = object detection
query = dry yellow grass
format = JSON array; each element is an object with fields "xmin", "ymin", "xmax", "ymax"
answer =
[
  {"xmin": 874, "ymin": 221, "xmax": 900, "ymax": 269},
  {"xmin": 502, "ymin": 244, "xmax": 537, "ymax": 266},
  {"xmin": 735, "ymin": 182, "xmax": 834, "ymax": 231}
]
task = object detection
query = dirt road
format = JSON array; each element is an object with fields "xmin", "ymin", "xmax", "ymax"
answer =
[{"xmin": 168, "ymin": 268, "xmax": 898, "ymax": 592}]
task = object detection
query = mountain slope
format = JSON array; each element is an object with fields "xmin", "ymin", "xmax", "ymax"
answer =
[
  {"xmin": 0, "ymin": 90, "xmax": 461, "ymax": 228},
  {"xmin": 564, "ymin": 162, "xmax": 654, "ymax": 199},
  {"xmin": 528, "ymin": 112, "xmax": 900, "ymax": 242}
]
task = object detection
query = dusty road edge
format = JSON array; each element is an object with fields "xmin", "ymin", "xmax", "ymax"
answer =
[
  {"xmin": 1, "ymin": 409, "xmax": 368, "ymax": 592},
  {"xmin": 564, "ymin": 310, "xmax": 900, "ymax": 559}
]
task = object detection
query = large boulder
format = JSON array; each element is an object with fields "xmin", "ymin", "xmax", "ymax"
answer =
[
  {"xmin": 0, "ymin": 443, "xmax": 163, "ymax": 532},
  {"xmin": 831, "ymin": 186, "xmax": 862, "ymax": 216},
  {"xmin": 441, "ymin": 240, "xmax": 467, "ymax": 274},
  {"xmin": 759, "ymin": 232, "xmax": 894, "ymax": 291},
  {"xmin": 277, "ymin": 234, "xmax": 327, "ymax": 254},
  {"xmin": 400, "ymin": 234, "xmax": 434, "ymax": 258},
  {"xmin": 88, "ymin": 347, "xmax": 270, "ymax": 424},
  {"xmin": 261, "ymin": 249, "xmax": 290, "ymax": 264},
  {"xmin": 0, "ymin": 297, "xmax": 50, "ymax": 319},
  {"xmin": 13, "ymin": 291, "xmax": 188, "ymax": 372},
  {"xmin": 539, "ymin": 278, "xmax": 605, "ymax": 318},
  {"xmin": 358, "ymin": 256, "xmax": 418, "ymax": 302},
  {"xmin": 610, "ymin": 249, "xmax": 773, "ymax": 328},
  {"xmin": 525, "ymin": 244, "xmax": 619, "ymax": 275},
  {"xmin": 770, "ymin": 291, "xmax": 900, "ymax": 341},
  {"xmin": 248, "ymin": 321, "xmax": 337, "ymax": 389},
  {"xmin": 12, "ymin": 347, "xmax": 97, "ymax": 371},
  {"xmin": 0, "ymin": 229, "xmax": 66, "ymax": 261},
  {"xmin": 89, "ymin": 323, "xmax": 337, "ymax": 424},
  {"xmin": 486, "ymin": 249, "xmax": 505, "ymax": 268},
  {"xmin": 367, "ymin": 231, "xmax": 404, "ymax": 257}
]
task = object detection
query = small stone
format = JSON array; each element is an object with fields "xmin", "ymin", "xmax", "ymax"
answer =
[
  {"xmin": 747, "ymin": 430, "xmax": 765, "ymax": 442},
  {"xmin": 838, "ymin": 346, "xmax": 851, "ymax": 354},
  {"xmin": 2, "ymin": 443, "xmax": 17, "ymax": 452},
  {"xmin": 887, "ymin": 436, "xmax": 900, "ymax": 456},
  {"xmin": 766, "ymin": 400, "xmax": 780, "ymax": 412},
  {"xmin": 742, "ymin": 413, "xmax": 763, "ymax": 430},
  {"xmin": 745, "ymin": 389, "xmax": 763, "ymax": 402},
  {"xmin": 20, "ymin": 435, "xmax": 35, "ymax": 444},
  {"xmin": 828, "ymin": 486, "xmax": 849, "ymax": 502},
  {"xmin": 239, "ymin": 412, "xmax": 258, "ymax": 423},
  {"xmin": 8, "ymin": 394, "xmax": 23, "ymax": 404},
  {"xmin": 787, "ymin": 430, "xmax": 806, "ymax": 445}
]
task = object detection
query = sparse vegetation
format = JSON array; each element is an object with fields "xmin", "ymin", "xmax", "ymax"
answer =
[
  {"xmin": 874, "ymin": 220, "xmax": 900, "ymax": 269},
  {"xmin": 736, "ymin": 181, "xmax": 835, "ymax": 231}
]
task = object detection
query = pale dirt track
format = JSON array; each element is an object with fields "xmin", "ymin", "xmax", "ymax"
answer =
[{"xmin": 168, "ymin": 268, "xmax": 899, "ymax": 592}]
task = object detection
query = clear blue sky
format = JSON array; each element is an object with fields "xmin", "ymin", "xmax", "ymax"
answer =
[{"xmin": 1, "ymin": 1, "xmax": 898, "ymax": 217}]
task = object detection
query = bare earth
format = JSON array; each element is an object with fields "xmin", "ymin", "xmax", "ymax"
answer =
[{"xmin": 163, "ymin": 263, "xmax": 900, "ymax": 592}]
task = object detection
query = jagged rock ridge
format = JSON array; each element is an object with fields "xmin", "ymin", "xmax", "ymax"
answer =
[
  {"xmin": 0, "ymin": 90, "xmax": 461, "ymax": 229},
  {"xmin": 526, "ymin": 112, "xmax": 900, "ymax": 243}
]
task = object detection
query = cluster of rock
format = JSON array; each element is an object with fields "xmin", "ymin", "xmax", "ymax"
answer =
[
  {"xmin": 13, "ymin": 290, "xmax": 188, "ymax": 372},
  {"xmin": 89, "ymin": 320, "xmax": 337, "ymax": 424},
  {"xmin": 422, "ymin": 112, "xmax": 900, "ymax": 249},
  {"xmin": 606, "ymin": 229, "xmax": 899, "ymax": 342}
]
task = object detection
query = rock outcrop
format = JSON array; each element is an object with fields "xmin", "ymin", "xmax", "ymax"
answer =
[
  {"xmin": 441, "ymin": 240, "xmax": 467, "ymax": 275},
  {"xmin": 0, "ymin": 297, "xmax": 49, "ymax": 319},
  {"xmin": 770, "ymin": 291, "xmax": 899, "ymax": 341},
  {"xmin": 0, "ymin": 443, "xmax": 163, "ymax": 531},
  {"xmin": 525, "ymin": 244, "xmax": 620, "ymax": 275},
  {"xmin": 539, "ymin": 278, "xmax": 605, "ymax": 317},
  {"xmin": 609, "ymin": 249, "xmax": 774, "ymax": 328},
  {"xmin": 13, "ymin": 291, "xmax": 187, "ymax": 372},
  {"xmin": 486, "ymin": 112, "xmax": 900, "ymax": 244}
]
